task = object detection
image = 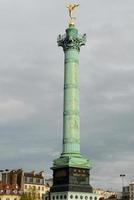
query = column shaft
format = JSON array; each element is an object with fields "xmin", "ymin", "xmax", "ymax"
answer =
[{"xmin": 63, "ymin": 49, "xmax": 80, "ymax": 154}]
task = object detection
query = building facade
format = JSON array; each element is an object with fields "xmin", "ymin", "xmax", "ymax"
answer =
[
  {"xmin": 129, "ymin": 182, "xmax": 134, "ymax": 200},
  {"xmin": 93, "ymin": 188, "xmax": 117, "ymax": 200},
  {"xmin": 23, "ymin": 171, "xmax": 49, "ymax": 200},
  {"xmin": 0, "ymin": 169, "xmax": 49, "ymax": 200},
  {"xmin": 0, "ymin": 183, "xmax": 21, "ymax": 200},
  {"xmin": 122, "ymin": 186, "xmax": 129, "ymax": 200}
]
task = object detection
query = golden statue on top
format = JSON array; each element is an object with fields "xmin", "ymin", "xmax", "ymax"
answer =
[{"xmin": 66, "ymin": 3, "xmax": 79, "ymax": 26}]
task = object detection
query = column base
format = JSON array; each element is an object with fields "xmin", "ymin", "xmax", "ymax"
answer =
[
  {"xmin": 45, "ymin": 191, "xmax": 100, "ymax": 200},
  {"xmin": 51, "ymin": 167, "xmax": 92, "ymax": 193},
  {"xmin": 50, "ymin": 184, "xmax": 93, "ymax": 193},
  {"xmin": 52, "ymin": 154, "xmax": 91, "ymax": 169}
]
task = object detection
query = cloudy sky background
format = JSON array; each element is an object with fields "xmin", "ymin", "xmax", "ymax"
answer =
[{"xmin": 0, "ymin": 0, "xmax": 134, "ymax": 191}]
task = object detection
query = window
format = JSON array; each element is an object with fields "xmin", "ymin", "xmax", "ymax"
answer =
[
  {"xmin": 85, "ymin": 196, "xmax": 88, "ymax": 200},
  {"xmin": 25, "ymin": 185, "xmax": 27, "ymax": 189},
  {"xmin": 36, "ymin": 178, "xmax": 40, "ymax": 183},
  {"xmin": 42, "ymin": 187, "xmax": 44, "ymax": 191},
  {"xmin": 41, "ymin": 179, "xmax": 44, "ymax": 184},
  {"xmin": 94, "ymin": 197, "xmax": 97, "ymax": 200},
  {"xmin": 53, "ymin": 196, "xmax": 55, "ymax": 200},
  {"xmin": 6, "ymin": 190, "xmax": 10, "ymax": 194},
  {"xmin": 32, "ymin": 186, "xmax": 35, "ymax": 190},
  {"xmin": 38, "ymin": 186, "xmax": 40, "ymax": 190},
  {"xmin": 13, "ymin": 190, "xmax": 17, "ymax": 194},
  {"xmin": 64, "ymin": 195, "xmax": 67, "ymax": 199},
  {"xmin": 90, "ymin": 197, "xmax": 93, "ymax": 200},
  {"xmin": 60, "ymin": 195, "xmax": 63, "ymax": 199},
  {"xmin": 70, "ymin": 195, "xmax": 73, "ymax": 199},
  {"xmin": 24, "ymin": 177, "xmax": 27, "ymax": 182},
  {"xmin": 80, "ymin": 196, "xmax": 83, "ymax": 199},
  {"xmin": 56, "ymin": 196, "xmax": 59, "ymax": 199},
  {"xmin": 29, "ymin": 177, "xmax": 33, "ymax": 182},
  {"xmin": 75, "ymin": 196, "xmax": 78, "ymax": 199}
]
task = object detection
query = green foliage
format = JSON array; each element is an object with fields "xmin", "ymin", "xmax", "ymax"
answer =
[
  {"xmin": 20, "ymin": 187, "xmax": 39, "ymax": 200},
  {"xmin": 20, "ymin": 193, "xmax": 32, "ymax": 200}
]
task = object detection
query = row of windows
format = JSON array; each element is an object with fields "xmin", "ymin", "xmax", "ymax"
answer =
[
  {"xmin": 24, "ymin": 185, "xmax": 45, "ymax": 191},
  {"xmin": 70, "ymin": 196, "xmax": 97, "ymax": 200},
  {"xmin": 24, "ymin": 177, "xmax": 44, "ymax": 184},
  {"xmin": 52, "ymin": 195, "xmax": 67, "ymax": 200},
  {"xmin": 0, "ymin": 190, "xmax": 18, "ymax": 195},
  {"xmin": 46, "ymin": 195, "xmax": 98, "ymax": 200},
  {"xmin": 0, "ymin": 199, "xmax": 17, "ymax": 200},
  {"xmin": 27, "ymin": 192, "xmax": 42, "ymax": 198}
]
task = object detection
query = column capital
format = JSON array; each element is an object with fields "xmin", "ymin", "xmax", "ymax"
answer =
[{"xmin": 57, "ymin": 26, "xmax": 86, "ymax": 51}]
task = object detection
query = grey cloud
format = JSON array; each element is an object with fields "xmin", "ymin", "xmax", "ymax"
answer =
[{"xmin": 0, "ymin": 0, "xmax": 134, "ymax": 191}]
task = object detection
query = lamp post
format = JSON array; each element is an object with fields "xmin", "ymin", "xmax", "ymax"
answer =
[
  {"xmin": 120, "ymin": 174, "xmax": 126, "ymax": 191},
  {"xmin": 120, "ymin": 174, "xmax": 126, "ymax": 200},
  {"xmin": 120, "ymin": 174, "xmax": 126, "ymax": 199}
]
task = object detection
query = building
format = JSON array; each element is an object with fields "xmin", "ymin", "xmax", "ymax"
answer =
[
  {"xmin": 23, "ymin": 171, "xmax": 49, "ymax": 200},
  {"xmin": 1, "ymin": 169, "xmax": 23, "ymax": 188},
  {"xmin": 129, "ymin": 182, "xmax": 134, "ymax": 200},
  {"xmin": 45, "ymin": 4, "xmax": 100, "ymax": 200},
  {"xmin": 45, "ymin": 179, "xmax": 53, "ymax": 188},
  {"xmin": 0, "ymin": 183, "xmax": 21, "ymax": 200},
  {"xmin": 116, "ymin": 192, "xmax": 122, "ymax": 200},
  {"xmin": 93, "ymin": 188, "xmax": 117, "ymax": 200},
  {"xmin": 122, "ymin": 186, "xmax": 129, "ymax": 200},
  {"xmin": 0, "ymin": 169, "xmax": 49, "ymax": 200}
]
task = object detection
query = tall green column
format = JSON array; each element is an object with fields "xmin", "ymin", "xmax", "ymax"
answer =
[
  {"xmin": 61, "ymin": 26, "xmax": 84, "ymax": 155},
  {"xmin": 52, "ymin": 24, "xmax": 91, "ymax": 169}
]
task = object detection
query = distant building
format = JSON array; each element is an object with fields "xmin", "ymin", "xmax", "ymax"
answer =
[
  {"xmin": 45, "ymin": 179, "xmax": 53, "ymax": 187},
  {"xmin": 116, "ymin": 192, "xmax": 122, "ymax": 200},
  {"xmin": 0, "ymin": 183, "xmax": 21, "ymax": 200},
  {"xmin": 0, "ymin": 169, "xmax": 49, "ymax": 200},
  {"xmin": 1, "ymin": 169, "xmax": 23, "ymax": 189},
  {"xmin": 122, "ymin": 186, "xmax": 129, "ymax": 200},
  {"xmin": 129, "ymin": 182, "xmax": 134, "ymax": 200},
  {"xmin": 23, "ymin": 171, "xmax": 49, "ymax": 200},
  {"xmin": 93, "ymin": 188, "xmax": 117, "ymax": 200}
]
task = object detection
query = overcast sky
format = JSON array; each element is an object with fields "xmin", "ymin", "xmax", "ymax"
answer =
[{"xmin": 0, "ymin": 0, "xmax": 134, "ymax": 191}]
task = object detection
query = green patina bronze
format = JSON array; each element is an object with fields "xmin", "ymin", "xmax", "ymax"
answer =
[{"xmin": 52, "ymin": 25, "xmax": 91, "ymax": 169}]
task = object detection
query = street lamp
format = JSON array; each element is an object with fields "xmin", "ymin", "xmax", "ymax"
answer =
[{"xmin": 120, "ymin": 174, "xmax": 126, "ymax": 191}]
